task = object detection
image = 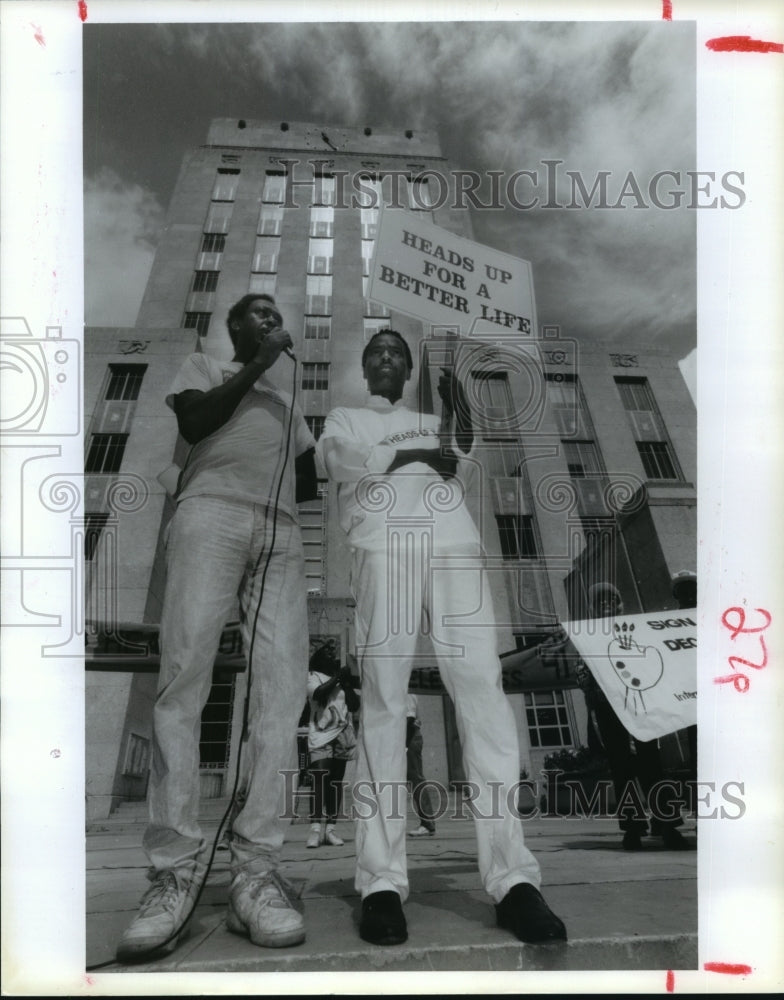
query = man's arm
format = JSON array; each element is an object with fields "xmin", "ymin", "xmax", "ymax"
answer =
[
  {"xmin": 438, "ymin": 368, "xmax": 474, "ymax": 454},
  {"xmin": 385, "ymin": 446, "xmax": 458, "ymax": 479},
  {"xmin": 173, "ymin": 330, "xmax": 292, "ymax": 444}
]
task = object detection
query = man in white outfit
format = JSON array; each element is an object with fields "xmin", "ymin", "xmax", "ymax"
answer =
[{"xmin": 317, "ymin": 329, "xmax": 566, "ymax": 946}]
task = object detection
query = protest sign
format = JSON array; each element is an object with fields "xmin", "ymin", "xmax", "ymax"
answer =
[
  {"xmin": 563, "ymin": 612, "xmax": 697, "ymax": 741},
  {"xmin": 367, "ymin": 208, "xmax": 536, "ymax": 337}
]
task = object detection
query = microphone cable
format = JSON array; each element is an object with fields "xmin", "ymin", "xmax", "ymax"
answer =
[{"xmin": 88, "ymin": 352, "xmax": 299, "ymax": 971}]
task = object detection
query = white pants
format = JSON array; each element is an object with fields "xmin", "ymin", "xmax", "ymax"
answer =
[
  {"xmin": 351, "ymin": 535, "xmax": 541, "ymax": 904},
  {"xmin": 143, "ymin": 496, "xmax": 308, "ymax": 877}
]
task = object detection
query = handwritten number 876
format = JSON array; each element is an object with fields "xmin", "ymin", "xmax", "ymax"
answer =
[{"xmin": 715, "ymin": 607, "xmax": 772, "ymax": 693}]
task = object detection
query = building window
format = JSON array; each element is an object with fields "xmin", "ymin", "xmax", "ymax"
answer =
[
  {"xmin": 616, "ymin": 377, "xmax": 682, "ymax": 480},
  {"xmin": 262, "ymin": 171, "xmax": 286, "ymax": 204},
  {"xmin": 85, "ymin": 433, "xmax": 129, "ymax": 474},
  {"xmin": 496, "ymin": 514, "xmax": 538, "ymax": 560},
  {"xmin": 361, "ymin": 240, "xmax": 375, "ymax": 277},
  {"xmin": 258, "ymin": 205, "xmax": 284, "ymax": 235},
  {"xmin": 299, "ymin": 492, "xmax": 326, "ymax": 594},
  {"xmin": 637, "ymin": 441, "xmax": 678, "ymax": 480},
  {"xmin": 201, "ymin": 233, "xmax": 226, "ymax": 253},
  {"xmin": 212, "ymin": 168, "xmax": 240, "ymax": 201},
  {"xmin": 310, "ymin": 205, "xmax": 334, "ymax": 238},
  {"xmin": 561, "ymin": 440, "xmax": 602, "ymax": 478},
  {"xmin": 305, "ymin": 275, "xmax": 332, "ymax": 315},
  {"xmin": 305, "ymin": 415, "xmax": 326, "ymax": 440},
  {"xmin": 302, "ymin": 363, "xmax": 329, "ymax": 391},
  {"xmin": 304, "ymin": 317, "xmax": 331, "ymax": 340},
  {"xmin": 363, "ymin": 318, "xmax": 389, "ymax": 341},
  {"xmin": 252, "ymin": 236, "xmax": 279, "ymax": 273},
  {"xmin": 105, "ymin": 364, "xmax": 146, "ymax": 402},
  {"xmin": 84, "ymin": 512, "xmax": 110, "ymax": 561},
  {"xmin": 248, "ymin": 274, "xmax": 276, "ymax": 296},
  {"xmin": 205, "ymin": 201, "xmax": 233, "ymax": 234},
  {"xmin": 482, "ymin": 439, "xmax": 523, "ymax": 479},
  {"xmin": 183, "ymin": 312, "xmax": 212, "ymax": 336},
  {"xmin": 122, "ymin": 732, "xmax": 151, "ymax": 777},
  {"xmin": 308, "ymin": 237, "xmax": 333, "ymax": 274},
  {"xmin": 525, "ymin": 691, "xmax": 573, "ymax": 748},
  {"xmin": 199, "ymin": 677, "xmax": 235, "ymax": 767},
  {"xmin": 360, "ymin": 206, "xmax": 378, "ymax": 240},
  {"xmin": 313, "ymin": 174, "xmax": 336, "ymax": 206},
  {"xmin": 356, "ymin": 174, "xmax": 383, "ymax": 210},
  {"xmin": 616, "ymin": 378, "xmax": 656, "ymax": 412},
  {"xmin": 408, "ymin": 176, "xmax": 435, "ymax": 212},
  {"xmin": 192, "ymin": 270, "xmax": 219, "ymax": 293},
  {"xmin": 470, "ymin": 369, "xmax": 513, "ymax": 429}
]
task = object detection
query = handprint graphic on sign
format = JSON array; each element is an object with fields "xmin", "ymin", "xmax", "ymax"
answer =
[{"xmin": 608, "ymin": 621, "xmax": 664, "ymax": 715}]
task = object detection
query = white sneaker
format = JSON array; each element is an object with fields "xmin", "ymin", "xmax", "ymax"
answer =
[
  {"xmin": 116, "ymin": 869, "xmax": 197, "ymax": 961},
  {"xmin": 306, "ymin": 823, "xmax": 323, "ymax": 848},
  {"xmin": 408, "ymin": 825, "xmax": 435, "ymax": 837},
  {"xmin": 324, "ymin": 825, "xmax": 344, "ymax": 846},
  {"xmin": 226, "ymin": 870, "xmax": 306, "ymax": 948}
]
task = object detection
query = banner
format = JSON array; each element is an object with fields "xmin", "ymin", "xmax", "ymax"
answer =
[
  {"xmin": 368, "ymin": 208, "xmax": 536, "ymax": 337},
  {"xmin": 563, "ymin": 612, "xmax": 697, "ymax": 741}
]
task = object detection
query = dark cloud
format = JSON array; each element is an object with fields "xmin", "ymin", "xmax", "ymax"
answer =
[{"xmin": 83, "ymin": 19, "xmax": 696, "ymax": 364}]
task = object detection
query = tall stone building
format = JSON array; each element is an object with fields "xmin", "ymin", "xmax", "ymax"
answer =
[{"xmin": 84, "ymin": 119, "xmax": 696, "ymax": 820}]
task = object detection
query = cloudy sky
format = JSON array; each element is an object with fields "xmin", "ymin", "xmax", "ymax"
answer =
[{"xmin": 83, "ymin": 18, "xmax": 697, "ymax": 382}]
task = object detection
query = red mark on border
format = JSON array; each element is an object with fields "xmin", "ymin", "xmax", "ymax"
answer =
[
  {"xmin": 662, "ymin": 1, "xmax": 672, "ymax": 20},
  {"xmin": 704, "ymin": 962, "xmax": 752, "ymax": 975},
  {"xmin": 706, "ymin": 36, "xmax": 783, "ymax": 54},
  {"xmin": 31, "ymin": 23, "xmax": 45, "ymax": 46},
  {"xmin": 715, "ymin": 606, "xmax": 771, "ymax": 693},
  {"xmin": 665, "ymin": 969, "xmax": 675, "ymax": 992},
  {"xmin": 78, "ymin": 0, "xmax": 88, "ymax": 22}
]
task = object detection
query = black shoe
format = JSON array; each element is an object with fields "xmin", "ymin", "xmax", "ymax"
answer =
[
  {"xmin": 660, "ymin": 827, "xmax": 695, "ymax": 851},
  {"xmin": 622, "ymin": 829, "xmax": 643, "ymax": 851},
  {"xmin": 495, "ymin": 883, "xmax": 567, "ymax": 944},
  {"xmin": 359, "ymin": 891, "xmax": 408, "ymax": 946}
]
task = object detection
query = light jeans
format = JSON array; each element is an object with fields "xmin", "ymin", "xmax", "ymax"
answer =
[
  {"xmin": 143, "ymin": 495, "xmax": 308, "ymax": 877},
  {"xmin": 351, "ymin": 536, "xmax": 542, "ymax": 904}
]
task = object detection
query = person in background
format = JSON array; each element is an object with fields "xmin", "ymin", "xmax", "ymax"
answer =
[
  {"xmin": 671, "ymin": 570, "xmax": 698, "ymax": 779},
  {"xmin": 574, "ymin": 582, "xmax": 693, "ymax": 852},
  {"xmin": 306, "ymin": 643, "xmax": 360, "ymax": 849},
  {"xmin": 405, "ymin": 693, "xmax": 437, "ymax": 838}
]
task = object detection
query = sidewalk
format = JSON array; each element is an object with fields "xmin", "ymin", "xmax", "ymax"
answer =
[{"xmin": 86, "ymin": 796, "xmax": 697, "ymax": 974}]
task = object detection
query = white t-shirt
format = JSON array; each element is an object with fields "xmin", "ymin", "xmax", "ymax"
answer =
[
  {"xmin": 166, "ymin": 353, "xmax": 315, "ymax": 519},
  {"xmin": 317, "ymin": 395, "xmax": 480, "ymax": 553}
]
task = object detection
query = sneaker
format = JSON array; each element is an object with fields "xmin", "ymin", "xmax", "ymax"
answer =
[
  {"xmin": 226, "ymin": 870, "xmax": 306, "ymax": 948},
  {"xmin": 408, "ymin": 825, "xmax": 435, "ymax": 838},
  {"xmin": 115, "ymin": 869, "xmax": 197, "ymax": 962},
  {"xmin": 495, "ymin": 882, "xmax": 567, "ymax": 944},
  {"xmin": 324, "ymin": 825, "xmax": 344, "ymax": 846},
  {"xmin": 359, "ymin": 890, "xmax": 408, "ymax": 946},
  {"xmin": 306, "ymin": 823, "xmax": 323, "ymax": 849}
]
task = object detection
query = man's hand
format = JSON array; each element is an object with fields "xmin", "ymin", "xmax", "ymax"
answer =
[
  {"xmin": 437, "ymin": 368, "xmax": 468, "ymax": 417},
  {"xmin": 252, "ymin": 324, "xmax": 292, "ymax": 369}
]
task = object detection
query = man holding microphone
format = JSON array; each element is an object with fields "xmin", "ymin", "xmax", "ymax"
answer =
[{"xmin": 117, "ymin": 294, "xmax": 317, "ymax": 960}]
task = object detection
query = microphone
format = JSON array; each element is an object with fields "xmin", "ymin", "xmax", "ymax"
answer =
[{"xmin": 283, "ymin": 346, "xmax": 296, "ymax": 361}]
